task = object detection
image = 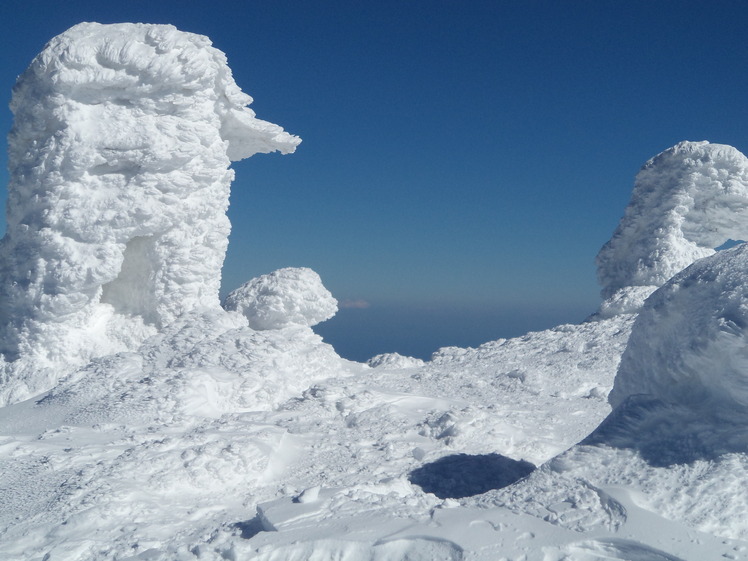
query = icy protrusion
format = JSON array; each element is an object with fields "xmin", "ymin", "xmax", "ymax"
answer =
[
  {"xmin": 609, "ymin": 243, "xmax": 748, "ymax": 412},
  {"xmin": 367, "ymin": 353, "xmax": 425, "ymax": 369},
  {"xmin": 223, "ymin": 268, "xmax": 337, "ymax": 330},
  {"xmin": 0, "ymin": 22, "xmax": 299, "ymax": 402},
  {"xmin": 595, "ymin": 141, "xmax": 748, "ymax": 317}
]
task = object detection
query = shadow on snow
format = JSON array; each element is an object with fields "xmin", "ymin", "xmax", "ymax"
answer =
[{"xmin": 409, "ymin": 453, "xmax": 535, "ymax": 499}]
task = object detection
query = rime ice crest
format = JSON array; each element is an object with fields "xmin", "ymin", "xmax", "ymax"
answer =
[
  {"xmin": 596, "ymin": 141, "xmax": 748, "ymax": 317},
  {"xmin": 0, "ymin": 22, "xmax": 300, "ymax": 403}
]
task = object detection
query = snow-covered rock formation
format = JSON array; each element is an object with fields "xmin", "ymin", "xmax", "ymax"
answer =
[
  {"xmin": 595, "ymin": 141, "xmax": 748, "ymax": 317},
  {"xmin": 0, "ymin": 22, "xmax": 299, "ymax": 403},
  {"xmin": 223, "ymin": 267, "xmax": 337, "ymax": 330}
]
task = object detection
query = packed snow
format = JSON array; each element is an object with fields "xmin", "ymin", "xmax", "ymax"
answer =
[{"xmin": 2, "ymin": 22, "xmax": 748, "ymax": 561}]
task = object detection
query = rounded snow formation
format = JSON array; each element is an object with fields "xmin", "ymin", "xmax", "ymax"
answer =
[
  {"xmin": 596, "ymin": 141, "xmax": 748, "ymax": 317},
  {"xmin": 367, "ymin": 352, "xmax": 425, "ymax": 369},
  {"xmin": 0, "ymin": 22, "xmax": 299, "ymax": 402},
  {"xmin": 223, "ymin": 268, "xmax": 337, "ymax": 330},
  {"xmin": 609, "ymin": 243, "xmax": 748, "ymax": 414}
]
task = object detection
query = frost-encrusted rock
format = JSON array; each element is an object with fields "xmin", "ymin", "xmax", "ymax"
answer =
[
  {"xmin": 223, "ymin": 268, "xmax": 337, "ymax": 330},
  {"xmin": 595, "ymin": 141, "xmax": 748, "ymax": 317},
  {"xmin": 609, "ymin": 243, "xmax": 748, "ymax": 412},
  {"xmin": 0, "ymin": 22, "xmax": 300, "ymax": 403}
]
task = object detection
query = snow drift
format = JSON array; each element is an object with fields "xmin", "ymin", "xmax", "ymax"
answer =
[
  {"xmin": 0, "ymin": 22, "xmax": 300, "ymax": 403},
  {"xmin": 589, "ymin": 242, "xmax": 748, "ymax": 465},
  {"xmin": 595, "ymin": 141, "xmax": 748, "ymax": 317},
  {"xmin": 610, "ymin": 242, "xmax": 748, "ymax": 413},
  {"xmin": 507, "ymin": 241, "xmax": 748, "ymax": 544}
]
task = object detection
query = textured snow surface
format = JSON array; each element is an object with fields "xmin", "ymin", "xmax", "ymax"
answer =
[
  {"xmin": 0, "ymin": 314, "xmax": 635, "ymax": 561},
  {"xmin": 223, "ymin": 267, "xmax": 337, "ymax": 330},
  {"xmin": 595, "ymin": 141, "xmax": 748, "ymax": 318},
  {"xmin": 0, "ymin": 22, "xmax": 299, "ymax": 405},
  {"xmin": 592, "ymin": 242, "xmax": 748, "ymax": 470},
  {"xmin": 611, "ymin": 242, "xmax": 748, "ymax": 412},
  {"xmin": 3, "ymin": 23, "xmax": 748, "ymax": 561}
]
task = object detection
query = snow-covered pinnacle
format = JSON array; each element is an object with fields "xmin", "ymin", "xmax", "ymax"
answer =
[
  {"xmin": 223, "ymin": 267, "xmax": 337, "ymax": 330},
  {"xmin": 596, "ymin": 141, "xmax": 748, "ymax": 317},
  {"xmin": 0, "ymin": 23, "xmax": 299, "ymax": 374}
]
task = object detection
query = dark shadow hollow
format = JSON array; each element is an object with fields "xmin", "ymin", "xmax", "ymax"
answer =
[
  {"xmin": 409, "ymin": 453, "xmax": 536, "ymax": 499},
  {"xmin": 231, "ymin": 516, "xmax": 265, "ymax": 540}
]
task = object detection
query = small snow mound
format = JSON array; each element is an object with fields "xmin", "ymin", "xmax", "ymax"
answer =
[
  {"xmin": 596, "ymin": 141, "xmax": 748, "ymax": 317},
  {"xmin": 367, "ymin": 353, "xmax": 425, "ymax": 369},
  {"xmin": 609, "ymin": 243, "xmax": 748, "ymax": 413},
  {"xmin": 223, "ymin": 268, "xmax": 337, "ymax": 330}
]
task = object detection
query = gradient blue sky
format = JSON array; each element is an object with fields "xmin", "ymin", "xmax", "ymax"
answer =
[{"xmin": 2, "ymin": 1, "xmax": 748, "ymax": 360}]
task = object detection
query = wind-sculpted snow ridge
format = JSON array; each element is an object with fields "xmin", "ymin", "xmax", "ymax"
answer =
[
  {"xmin": 606, "ymin": 242, "xmax": 748, "ymax": 458},
  {"xmin": 595, "ymin": 141, "xmax": 748, "ymax": 318},
  {"xmin": 0, "ymin": 22, "xmax": 300, "ymax": 404}
]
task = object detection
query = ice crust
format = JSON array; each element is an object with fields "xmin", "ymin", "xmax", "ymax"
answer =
[
  {"xmin": 595, "ymin": 141, "xmax": 748, "ymax": 317},
  {"xmin": 0, "ymin": 22, "xmax": 299, "ymax": 403}
]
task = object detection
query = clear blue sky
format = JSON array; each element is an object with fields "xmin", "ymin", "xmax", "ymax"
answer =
[{"xmin": 2, "ymin": 1, "xmax": 748, "ymax": 360}]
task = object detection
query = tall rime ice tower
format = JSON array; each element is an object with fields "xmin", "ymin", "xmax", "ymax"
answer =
[
  {"xmin": 595, "ymin": 141, "xmax": 748, "ymax": 318},
  {"xmin": 0, "ymin": 23, "xmax": 299, "ymax": 399}
]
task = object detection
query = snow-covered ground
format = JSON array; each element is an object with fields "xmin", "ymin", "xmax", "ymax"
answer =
[{"xmin": 2, "ymin": 23, "xmax": 748, "ymax": 561}]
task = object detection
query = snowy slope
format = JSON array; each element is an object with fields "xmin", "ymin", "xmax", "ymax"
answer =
[
  {"xmin": 0, "ymin": 311, "xmax": 634, "ymax": 560},
  {"xmin": 2, "ymin": 23, "xmax": 748, "ymax": 561}
]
